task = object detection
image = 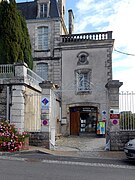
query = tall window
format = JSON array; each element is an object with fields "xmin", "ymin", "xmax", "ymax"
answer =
[
  {"xmin": 40, "ymin": 3, "xmax": 48, "ymax": 18},
  {"xmin": 76, "ymin": 69, "xmax": 91, "ymax": 92},
  {"xmin": 36, "ymin": 63, "xmax": 48, "ymax": 80},
  {"xmin": 38, "ymin": 27, "xmax": 48, "ymax": 50}
]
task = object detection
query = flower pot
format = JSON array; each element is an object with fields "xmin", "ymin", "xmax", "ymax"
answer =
[{"xmin": 22, "ymin": 137, "xmax": 29, "ymax": 150}]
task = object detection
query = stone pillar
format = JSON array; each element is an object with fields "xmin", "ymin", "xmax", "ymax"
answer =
[
  {"xmin": 105, "ymin": 80, "xmax": 123, "ymax": 150},
  {"xmin": 105, "ymin": 80, "xmax": 123, "ymax": 112},
  {"xmin": 10, "ymin": 85, "xmax": 25, "ymax": 132},
  {"xmin": 39, "ymin": 81, "xmax": 59, "ymax": 149},
  {"xmin": 10, "ymin": 63, "xmax": 28, "ymax": 132},
  {"xmin": 14, "ymin": 63, "xmax": 28, "ymax": 77}
]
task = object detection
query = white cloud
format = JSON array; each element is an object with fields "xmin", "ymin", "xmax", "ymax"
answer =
[{"xmin": 74, "ymin": 0, "xmax": 135, "ymax": 91}]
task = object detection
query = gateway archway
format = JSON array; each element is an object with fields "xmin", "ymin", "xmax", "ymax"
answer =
[{"xmin": 70, "ymin": 106, "xmax": 98, "ymax": 136}]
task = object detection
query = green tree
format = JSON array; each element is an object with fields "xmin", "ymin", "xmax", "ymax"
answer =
[{"xmin": 0, "ymin": 0, "xmax": 33, "ymax": 69}]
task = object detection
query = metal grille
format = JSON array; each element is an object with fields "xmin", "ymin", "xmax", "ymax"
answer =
[{"xmin": 119, "ymin": 91, "xmax": 135, "ymax": 130}]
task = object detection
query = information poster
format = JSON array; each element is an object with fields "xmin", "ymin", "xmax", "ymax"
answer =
[{"xmin": 97, "ymin": 121, "xmax": 105, "ymax": 135}]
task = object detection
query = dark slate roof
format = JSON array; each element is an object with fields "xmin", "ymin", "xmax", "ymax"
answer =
[
  {"xmin": 17, "ymin": 0, "xmax": 60, "ymax": 20},
  {"xmin": 49, "ymin": 0, "xmax": 59, "ymax": 18}
]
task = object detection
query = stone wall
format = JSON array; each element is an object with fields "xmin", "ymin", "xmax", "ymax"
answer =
[
  {"xmin": 0, "ymin": 86, "xmax": 7, "ymax": 120},
  {"xmin": 29, "ymin": 132, "xmax": 49, "ymax": 149},
  {"xmin": 60, "ymin": 39, "xmax": 114, "ymax": 134},
  {"xmin": 109, "ymin": 131, "xmax": 135, "ymax": 151}
]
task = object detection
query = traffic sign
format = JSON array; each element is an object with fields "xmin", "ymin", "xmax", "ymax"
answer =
[
  {"xmin": 42, "ymin": 120, "xmax": 48, "ymax": 126},
  {"xmin": 42, "ymin": 98, "xmax": 49, "ymax": 105},
  {"xmin": 112, "ymin": 119, "xmax": 119, "ymax": 125},
  {"xmin": 102, "ymin": 111, "xmax": 106, "ymax": 115},
  {"xmin": 110, "ymin": 114, "xmax": 120, "ymax": 119}
]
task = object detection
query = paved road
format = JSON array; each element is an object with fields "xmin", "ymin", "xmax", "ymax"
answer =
[
  {"xmin": 0, "ymin": 136, "xmax": 134, "ymax": 180},
  {"xmin": 0, "ymin": 153, "xmax": 135, "ymax": 180},
  {"xmin": 11, "ymin": 151, "xmax": 135, "ymax": 166}
]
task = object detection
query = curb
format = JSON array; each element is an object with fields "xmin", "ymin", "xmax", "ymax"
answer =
[{"xmin": 0, "ymin": 146, "xmax": 127, "ymax": 160}]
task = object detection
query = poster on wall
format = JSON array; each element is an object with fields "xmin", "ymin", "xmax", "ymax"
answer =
[{"xmin": 97, "ymin": 121, "xmax": 106, "ymax": 135}]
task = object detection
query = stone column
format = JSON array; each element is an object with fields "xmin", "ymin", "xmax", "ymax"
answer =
[
  {"xmin": 10, "ymin": 85, "xmax": 25, "ymax": 132},
  {"xmin": 14, "ymin": 62, "xmax": 28, "ymax": 77},
  {"xmin": 105, "ymin": 80, "xmax": 123, "ymax": 112},
  {"xmin": 39, "ymin": 81, "xmax": 58, "ymax": 149},
  {"xmin": 105, "ymin": 80, "xmax": 123, "ymax": 150},
  {"xmin": 10, "ymin": 63, "xmax": 28, "ymax": 132}
]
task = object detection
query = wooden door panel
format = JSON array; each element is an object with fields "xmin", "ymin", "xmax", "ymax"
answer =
[{"xmin": 70, "ymin": 112, "xmax": 80, "ymax": 135}]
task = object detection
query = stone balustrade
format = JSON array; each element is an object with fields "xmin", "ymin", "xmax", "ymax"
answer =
[
  {"xmin": 0, "ymin": 63, "xmax": 44, "ymax": 84},
  {"xmin": 61, "ymin": 31, "xmax": 112, "ymax": 43},
  {"xmin": 0, "ymin": 64, "xmax": 14, "ymax": 78}
]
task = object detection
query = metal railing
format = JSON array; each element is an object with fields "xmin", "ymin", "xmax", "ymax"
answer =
[{"xmin": 119, "ymin": 91, "xmax": 135, "ymax": 130}]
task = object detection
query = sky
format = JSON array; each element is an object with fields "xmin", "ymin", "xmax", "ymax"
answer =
[
  {"xmin": 66, "ymin": 0, "xmax": 135, "ymax": 92},
  {"xmin": 16, "ymin": 0, "xmax": 135, "ymax": 92}
]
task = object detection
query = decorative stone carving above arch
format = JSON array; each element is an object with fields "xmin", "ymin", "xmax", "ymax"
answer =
[{"xmin": 77, "ymin": 52, "xmax": 89, "ymax": 65}]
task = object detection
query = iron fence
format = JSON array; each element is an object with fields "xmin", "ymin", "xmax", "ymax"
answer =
[{"xmin": 119, "ymin": 91, "xmax": 135, "ymax": 130}]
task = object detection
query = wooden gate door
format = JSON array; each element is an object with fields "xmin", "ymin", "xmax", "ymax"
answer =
[{"xmin": 70, "ymin": 111, "xmax": 80, "ymax": 135}]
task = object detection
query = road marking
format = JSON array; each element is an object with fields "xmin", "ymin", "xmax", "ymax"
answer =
[
  {"xmin": 0, "ymin": 156, "xmax": 26, "ymax": 161},
  {"xmin": 42, "ymin": 159, "xmax": 135, "ymax": 170},
  {"xmin": 1, "ymin": 155, "xmax": 134, "ymax": 170}
]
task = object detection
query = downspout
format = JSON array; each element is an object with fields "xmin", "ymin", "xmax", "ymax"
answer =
[
  {"xmin": 60, "ymin": 46, "xmax": 62, "ymax": 124},
  {"xmin": 6, "ymin": 86, "xmax": 10, "ymax": 122}
]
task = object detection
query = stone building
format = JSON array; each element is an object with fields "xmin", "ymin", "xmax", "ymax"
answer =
[{"xmin": 17, "ymin": 0, "xmax": 122, "ymax": 138}]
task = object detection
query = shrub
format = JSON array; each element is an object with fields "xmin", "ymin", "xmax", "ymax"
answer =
[{"xmin": 0, "ymin": 121, "xmax": 29, "ymax": 152}]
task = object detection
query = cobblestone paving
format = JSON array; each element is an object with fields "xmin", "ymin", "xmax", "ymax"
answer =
[
  {"xmin": 55, "ymin": 136, "xmax": 126, "ymax": 159},
  {"xmin": 55, "ymin": 136, "xmax": 106, "ymax": 151}
]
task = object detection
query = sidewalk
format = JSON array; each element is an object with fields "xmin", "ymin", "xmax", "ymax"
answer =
[
  {"xmin": 0, "ymin": 136, "xmax": 126, "ymax": 160},
  {"xmin": 28, "ymin": 136, "xmax": 126, "ymax": 160}
]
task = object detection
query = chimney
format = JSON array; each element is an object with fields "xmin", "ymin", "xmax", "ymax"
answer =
[{"xmin": 68, "ymin": 9, "xmax": 74, "ymax": 34}]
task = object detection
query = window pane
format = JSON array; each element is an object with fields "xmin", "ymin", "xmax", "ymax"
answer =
[
  {"xmin": 40, "ymin": 3, "xmax": 47, "ymax": 17},
  {"xmin": 77, "ymin": 72, "xmax": 90, "ymax": 91},
  {"xmin": 36, "ymin": 63, "xmax": 48, "ymax": 80},
  {"xmin": 38, "ymin": 27, "xmax": 48, "ymax": 50}
]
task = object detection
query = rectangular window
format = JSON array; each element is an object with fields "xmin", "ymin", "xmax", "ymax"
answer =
[
  {"xmin": 40, "ymin": 3, "xmax": 48, "ymax": 18},
  {"xmin": 36, "ymin": 63, "xmax": 48, "ymax": 80},
  {"xmin": 76, "ymin": 70, "xmax": 91, "ymax": 92},
  {"xmin": 38, "ymin": 27, "xmax": 48, "ymax": 50}
]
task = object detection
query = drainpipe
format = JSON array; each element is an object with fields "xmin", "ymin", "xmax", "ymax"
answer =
[{"xmin": 6, "ymin": 86, "xmax": 10, "ymax": 121}]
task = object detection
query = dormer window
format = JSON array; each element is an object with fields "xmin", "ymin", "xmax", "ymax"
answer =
[{"xmin": 40, "ymin": 3, "xmax": 48, "ymax": 18}]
